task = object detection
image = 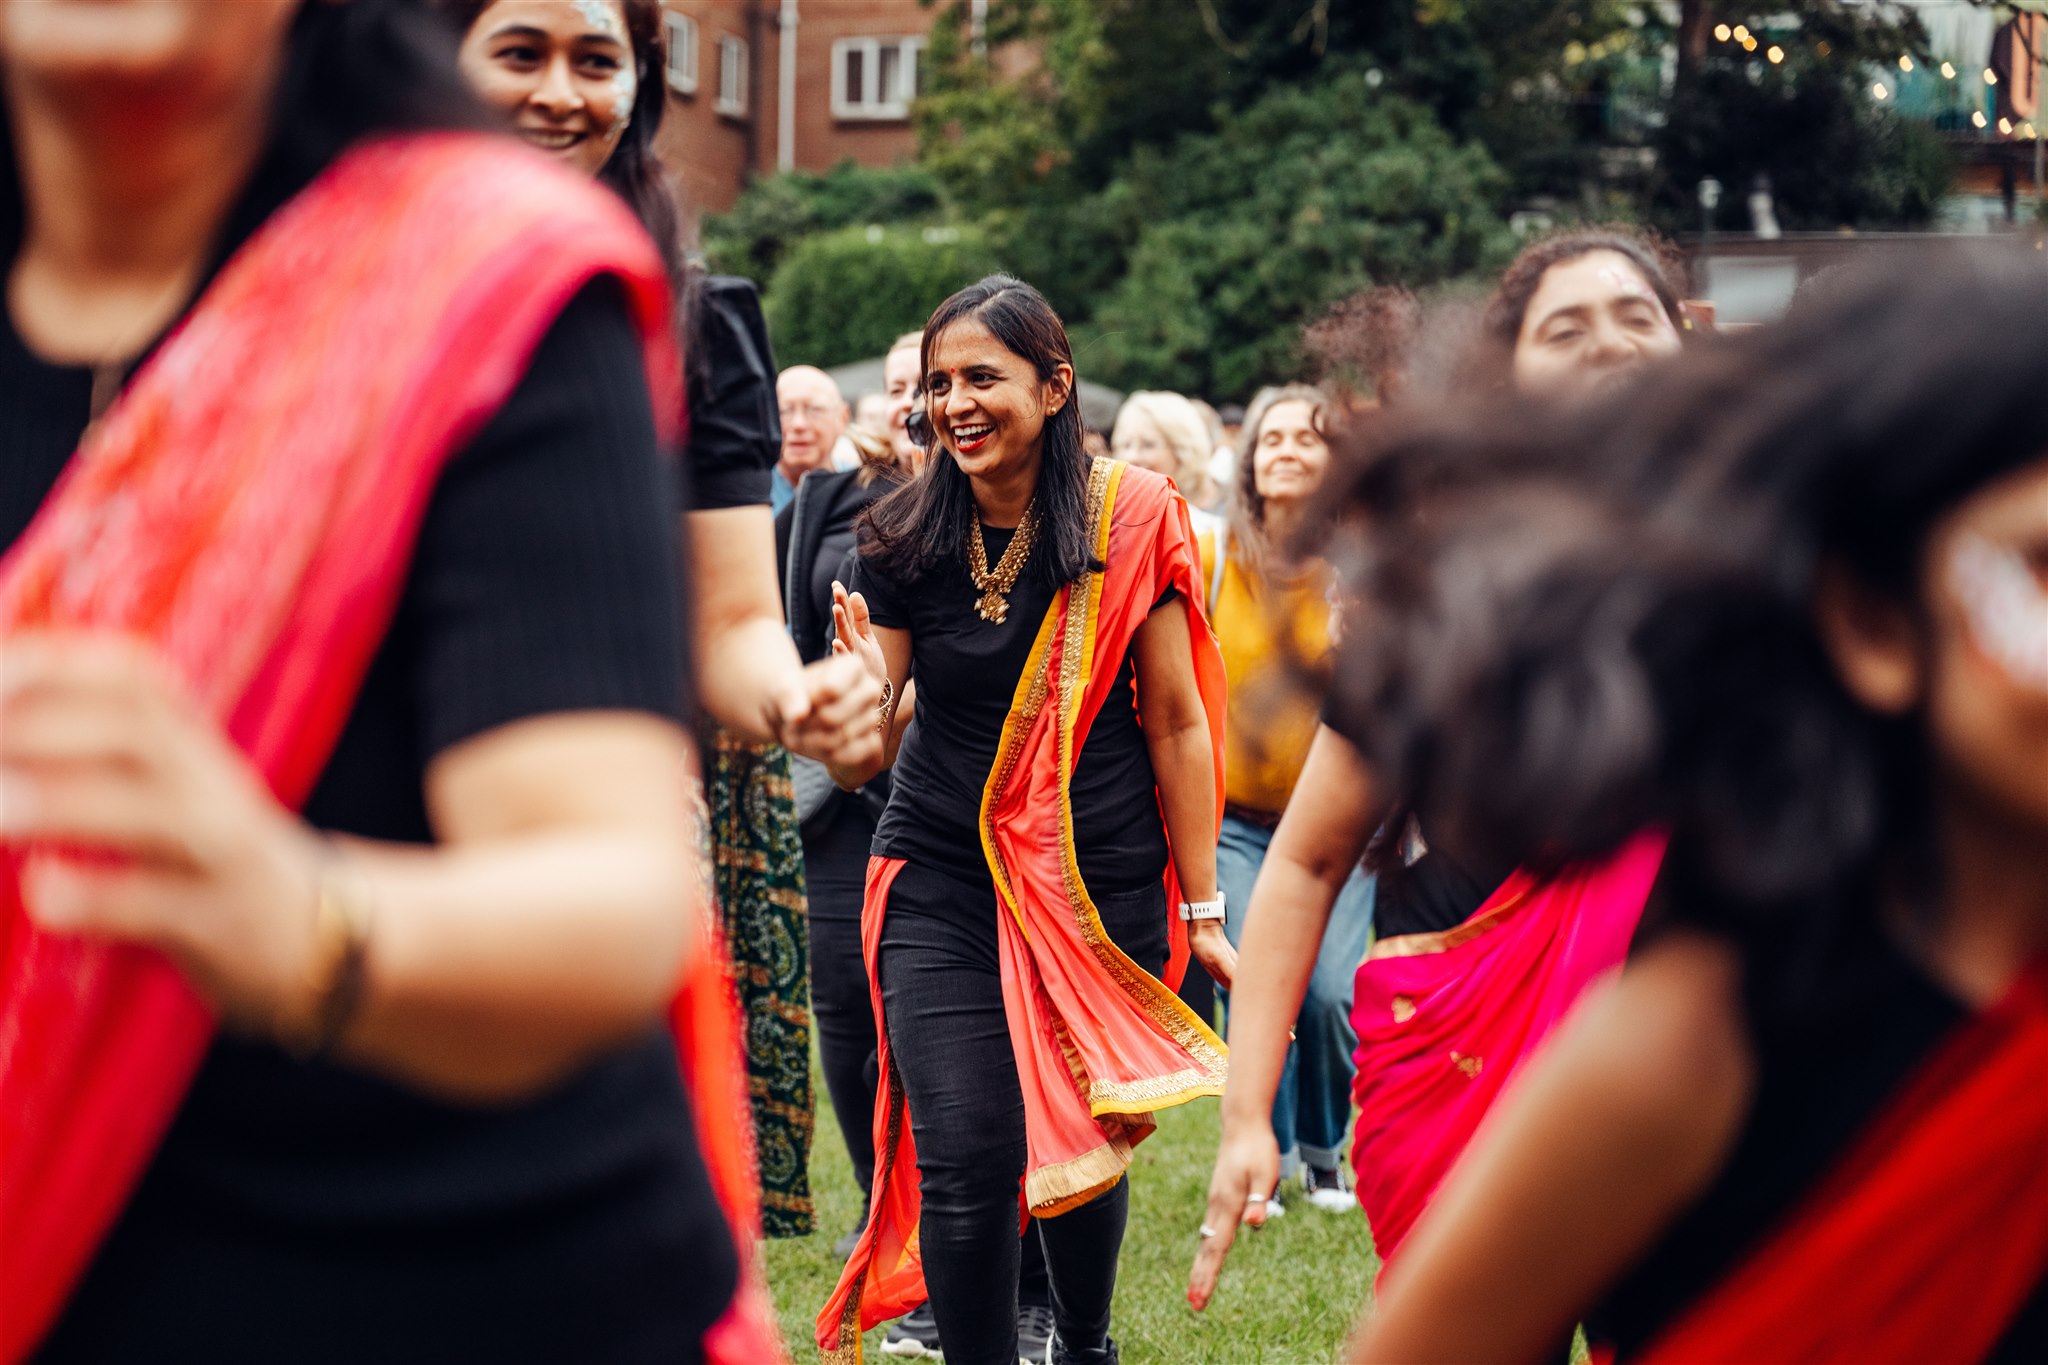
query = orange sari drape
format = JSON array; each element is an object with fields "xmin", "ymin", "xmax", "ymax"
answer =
[
  {"xmin": 817, "ymin": 460, "xmax": 1230, "ymax": 1363},
  {"xmin": 0, "ymin": 134, "xmax": 777, "ymax": 1365},
  {"xmin": 1613, "ymin": 960, "xmax": 2048, "ymax": 1365}
]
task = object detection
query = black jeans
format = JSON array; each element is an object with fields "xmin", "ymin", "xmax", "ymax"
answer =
[
  {"xmin": 878, "ymin": 861, "xmax": 1169, "ymax": 1365},
  {"xmin": 802, "ymin": 796, "xmax": 882, "ymax": 1199}
]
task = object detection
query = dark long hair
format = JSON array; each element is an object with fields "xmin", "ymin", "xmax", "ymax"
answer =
[
  {"xmin": 435, "ymin": 0, "xmax": 683, "ymax": 283},
  {"xmin": 437, "ymin": 0, "xmax": 708, "ymax": 401},
  {"xmin": 1321, "ymin": 246, "xmax": 2048, "ymax": 1013},
  {"xmin": 859, "ymin": 275, "xmax": 1098, "ymax": 590},
  {"xmin": 1, "ymin": 0, "xmax": 484, "ymax": 252}
]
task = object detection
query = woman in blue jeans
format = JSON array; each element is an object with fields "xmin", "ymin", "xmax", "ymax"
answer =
[{"xmin": 1203, "ymin": 384, "xmax": 1374, "ymax": 1211}]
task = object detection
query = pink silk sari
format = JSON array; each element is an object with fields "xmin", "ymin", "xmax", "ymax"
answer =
[
  {"xmin": 1348, "ymin": 833, "xmax": 1667, "ymax": 1267},
  {"xmin": 0, "ymin": 134, "xmax": 777, "ymax": 1364},
  {"xmin": 817, "ymin": 462, "xmax": 1230, "ymax": 1364}
]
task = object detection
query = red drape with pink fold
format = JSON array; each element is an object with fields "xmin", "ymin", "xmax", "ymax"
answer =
[
  {"xmin": 1349, "ymin": 833, "xmax": 1667, "ymax": 1268},
  {"xmin": 816, "ymin": 461, "xmax": 1229, "ymax": 1363},
  {"xmin": 0, "ymin": 134, "xmax": 778, "ymax": 1365},
  {"xmin": 1606, "ymin": 960, "xmax": 2048, "ymax": 1365}
]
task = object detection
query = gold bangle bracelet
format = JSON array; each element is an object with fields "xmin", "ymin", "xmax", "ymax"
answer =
[{"xmin": 284, "ymin": 850, "xmax": 373, "ymax": 1060}]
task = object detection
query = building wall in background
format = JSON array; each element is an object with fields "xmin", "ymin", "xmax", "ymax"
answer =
[
  {"xmin": 657, "ymin": 1, "xmax": 761, "ymax": 217},
  {"xmin": 658, "ymin": 0, "xmax": 933, "ymax": 219}
]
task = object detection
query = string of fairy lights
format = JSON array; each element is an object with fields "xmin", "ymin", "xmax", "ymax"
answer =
[{"xmin": 1708, "ymin": 19, "xmax": 2039, "ymax": 140}]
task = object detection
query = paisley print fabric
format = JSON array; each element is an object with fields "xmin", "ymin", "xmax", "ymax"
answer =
[{"xmin": 703, "ymin": 725, "xmax": 816, "ymax": 1237}]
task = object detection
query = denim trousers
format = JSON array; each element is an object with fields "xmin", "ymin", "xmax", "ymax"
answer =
[
  {"xmin": 1216, "ymin": 813, "xmax": 1376, "ymax": 1176},
  {"xmin": 877, "ymin": 860, "xmax": 1168, "ymax": 1365}
]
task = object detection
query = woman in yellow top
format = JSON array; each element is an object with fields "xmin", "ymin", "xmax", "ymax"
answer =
[{"xmin": 1201, "ymin": 383, "xmax": 1376, "ymax": 1215}]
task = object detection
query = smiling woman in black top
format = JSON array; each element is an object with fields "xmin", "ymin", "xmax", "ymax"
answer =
[{"xmin": 818, "ymin": 277, "xmax": 1237, "ymax": 1365}]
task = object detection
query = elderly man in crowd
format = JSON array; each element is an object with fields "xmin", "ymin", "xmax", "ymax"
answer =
[{"xmin": 774, "ymin": 364, "xmax": 851, "ymax": 510}]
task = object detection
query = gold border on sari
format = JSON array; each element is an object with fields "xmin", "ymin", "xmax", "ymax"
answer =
[
  {"xmin": 1025, "ymin": 1136, "xmax": 1138, "ymax": 1217},
  {"xmin": 1367, "ymin": 884, "xmax": 1531, "ymax": 960},
  {"xmin": 975, "ymin": 459, "xmax": 1227, "ymax": 1178}
]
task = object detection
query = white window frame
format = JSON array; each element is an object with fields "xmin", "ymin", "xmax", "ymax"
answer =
[
  {"xmin": 830, "ymin": 36, "xmax": 924, "ymax": 120},
  {"xmin": 715, "ymin": 35, "xmax": 749, "ymax": 117},
  {"xmin": 664, "ymin": 13, "xmax": 698, "ymax": 96}
]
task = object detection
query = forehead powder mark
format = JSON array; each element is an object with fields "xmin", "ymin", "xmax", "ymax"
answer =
[
  {"xmin": 574, "ymin": 0, "xmax": 625, "ymax": 39},
  {"xmin": 1948, "ymin": 533, "xmax": 2048, "ymax": 692},
  {"xmin": 608, "ymin": 62, "xmax": 637, "ymax": 131},
  {"xmin": 1598, "ymin": 265, "xmax": 1652, "ymax": 299}
]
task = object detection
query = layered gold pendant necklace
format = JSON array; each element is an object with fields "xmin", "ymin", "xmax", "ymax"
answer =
[{"xmin": 966, "ymin": 498, "xmax": 1041, "ymax": 624}]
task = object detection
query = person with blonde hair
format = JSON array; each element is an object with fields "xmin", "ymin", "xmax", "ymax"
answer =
[
  {"xmin": 882, "ymin": 330, "xmax": 927, "ymax": 472},
  {"xmin": 1112, "ymin": 390, "xmax": 1225, "ymax": 520}
]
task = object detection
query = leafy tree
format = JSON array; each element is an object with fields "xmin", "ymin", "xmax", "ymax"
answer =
[
  {"xmin": 700, "ymin": 162, "xmax": 945, "ymax": 282},
  {"xmin": 1074, "ymin": 76, "xmax": 1515, "ymax": 397},
  {"xmin": 761, "ymin": 224, "xmax": 998, "ymax": 369}
]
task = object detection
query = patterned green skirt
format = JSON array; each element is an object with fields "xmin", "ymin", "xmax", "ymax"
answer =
[{"xmin": 700, "ymin": 725, "xmax": 815, "ymax": 1238}]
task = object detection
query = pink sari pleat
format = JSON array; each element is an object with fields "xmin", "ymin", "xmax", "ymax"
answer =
[{"xmin": 1348, "ymin": 833, "xmax": 1666, "ymax": 1267}]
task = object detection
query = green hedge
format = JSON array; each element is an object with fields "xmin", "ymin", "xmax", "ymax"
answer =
[
  {"xmin": 701, "ymin": 162, "xmax": 946, "ymax": 285},
  {"xmin": 762, "ymin": 223, "xmax": 1000, "ymax": 370}
]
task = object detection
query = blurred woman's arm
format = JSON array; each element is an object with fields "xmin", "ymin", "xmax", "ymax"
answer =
[
  {"xmin": 687, "ymin": 505, "xmax": 882, "ymax": 770},
  {"xmin": 1190, "ymin": 723, "xmax": 1378, "ymax": 1307},
  {"xmin": 3, "ymin": 635, "xmax": 704, "ymax": 1103},
  {"xmin": 1345, "ymin": 933, "xmax": 1754, "ymax": 1363}
]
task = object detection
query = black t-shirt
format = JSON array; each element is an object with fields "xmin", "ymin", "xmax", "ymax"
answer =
[
  {"xmin": 9, "ymin": 207, "xmax": 736, "ymax": 1357},
  {"xmin": 679, "ymin": 275, "xmax": 779, "ymax": 512},
  {"xmin": 1588, "ymin": 909, "xmax": 2047, "ymax": 1363},
  {"xmin": 852, "ymin": 528, "xmax": 1171, "ymax": 896}
]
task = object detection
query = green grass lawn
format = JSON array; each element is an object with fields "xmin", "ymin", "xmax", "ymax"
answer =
[{"xmin": 764, "ymin": 1059, "xmax": 1381, "ymax": 1364}]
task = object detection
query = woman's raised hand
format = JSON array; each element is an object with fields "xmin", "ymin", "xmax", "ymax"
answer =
[
  {"xmin": 830, "ymin": 581, "xmax": 887, "ymax": 686},
  {"xmin": 0, "ymin": 632, "xmax": 329, "ymax": 1041}
]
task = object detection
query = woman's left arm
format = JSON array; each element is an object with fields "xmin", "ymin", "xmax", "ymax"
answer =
[
  {"xmin": 1132, "ymin": 596, "xmax": 1236, "ymax": 990},
  {"xmin": 0, "ymin": 633, "xmax": 703, "ymax": 1103},
  {"xmin": 686, "ymin": 505, "xmax": 881, "ymax": 771}
]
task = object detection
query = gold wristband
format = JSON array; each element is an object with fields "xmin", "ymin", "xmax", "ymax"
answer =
[
  {"xmin": 876, "ymin": 676, "xmax": 895, "ymax": 733},
  {"xmin": 285, "ymin": 850, "xmax": 373, "ymax": 1060}
]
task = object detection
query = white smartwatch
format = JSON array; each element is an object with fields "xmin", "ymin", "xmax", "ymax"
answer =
[{"xmin": 1178, "ymin": 895, "xmax": 1226, "ymax": 923}]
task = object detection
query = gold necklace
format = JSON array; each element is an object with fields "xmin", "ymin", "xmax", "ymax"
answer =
[{"xmin": 966, "ymin": 498, "xmax": 1041, "ymax": 624}]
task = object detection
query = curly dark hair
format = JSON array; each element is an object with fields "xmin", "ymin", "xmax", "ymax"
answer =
[
  {"xmin": 1467, "ymin": 224, "xmax": 1689, "ymax": 389},
  {"xmin": 1320, "ymin": 245, "xmax": 2048, "ymax": 1014}
]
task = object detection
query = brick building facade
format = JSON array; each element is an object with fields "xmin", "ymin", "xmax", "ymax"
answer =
[{"xmin": 654, "ymin": 0, "xmax": 938, "ymax": 217}]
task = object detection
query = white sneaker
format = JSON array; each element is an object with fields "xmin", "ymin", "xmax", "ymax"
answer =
[{"xmin": 1301, "ymin": 1163, "xmax": 1357, "ymax": 1213}]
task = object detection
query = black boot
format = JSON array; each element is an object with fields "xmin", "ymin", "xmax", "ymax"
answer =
[{"xmin": 1046, "ymin": 1330, "xmax": 1119, "ymax": 1365}]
